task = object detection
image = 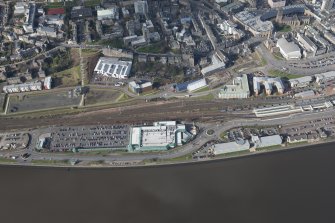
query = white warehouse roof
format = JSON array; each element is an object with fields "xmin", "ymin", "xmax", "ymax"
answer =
[
  {"xmin": 201, "ymin": 62, "xmax": 226, "ymax": 75},
  {"xmin": 277, "ymin": 37, "xmax": 301, "ymax": 60},
  {"xmin": 187, "ymin": 78, "xmax": 207, "ymax": 92},
  {"xmin": 252, "ymin": 135, "xmax": 282, "ymax": 148},
  {"xmin": 94, "ymin": 57, "xmax": 132, "ymax": 79},
  {"xmin": 212, "ymin": 140, "xmax": 250, "ymax": 155},
  {"xmin": 289, "ymin": 76, "xmax": 312, "ymax": 87},
  {"xmin": 315, "ymin": 71, "xmax": 335, "ymax": 83}
]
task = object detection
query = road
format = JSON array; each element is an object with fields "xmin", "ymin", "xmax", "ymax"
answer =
[{"xmin": 256, "ymin": 44, "xmax": 335, "ymax": 76}]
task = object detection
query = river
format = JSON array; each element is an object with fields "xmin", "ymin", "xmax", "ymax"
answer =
[{"xmin": 1, "ymin": 142, "xmax": 335, "ymax": 223}]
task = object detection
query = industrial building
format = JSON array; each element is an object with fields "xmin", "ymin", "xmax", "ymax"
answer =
[
  {"xmin": 128, "ymin": 121, "xmax": 192, "ymax": 152},
  {"xmin": 23, "ymin": 2, "xmax": 36, "ymax": 33},
  {"xmin": 14, "ymin": 2, "xmax": 27, "ymax": 15},
  {"xmin": 296, "ymin": 33, "xmax": 317, "ymax": 58},
  {"xmin": 37, "ymin": 26, "xmax": 57, "ymax": 38},
  {"xmin": 253, "ymin": 76, "xmax": 284, "ymax": 95},
  {"xmin": 251, "ymin": 135, "xmax": 282, "ymax": 148},
  {"xmin": 289, "ymin": 76, "xmax": 313, "ymax": 88},
  {"xmin": 43, "ymin": 77, "xmax": 52, "ymax": 90},
  {"xmin": 97, "ymin": 8, "xmax": 119, "ymax": 20},
  {"xmin": 134, "ymin": 0, "xmax": 148, "ymax": 15},
  {"xmin": 233, "ymin": 11, "xmax": 273, "ymax": 37},
  {"xmin": 254, "ymin": 105, "xmax": 303, "ymax": 117},
  {"xmin": 211, "ymin": 140, "xmax": 250, "ymax": 155},
  {"xmin": 276, "ymin": 37, "xmax": 301, "ymax": 60},
  {"xmin": 128, "ymin": 81, "xmax": 152, "ymax": 94},
  {"xmin": 268, "ymin": 0, "xmax": 286, "ymax": 8},
  {"xmin": 201, "ymin": 62, "xmax": 226, "ymax": 76},
  {"xmin": 294, "ymin": 90, "xmax": 315, "ymax": 99},
  {"xmin": 175, "ymin": 78, "xmax": 207, "ymax": 92},
  {"xmin": 287, "ymin": 134, "xmax": 308, "ymax": 144},
  {"xmin": 217, "ymin": 20, "xmax": 245, "ymax": 40},
  {"xmin": 187, "ymin": 78, "xmax": 207, "ymax": 92},
  {"xmin": 321, "ymin": 0, "xmax": 334, "ymax": 12},
  {"xmin": 315, "ymin": 71, "xmax": 335, "ymax": 84},
  {"xmin": 219, "ymin": 74, "xmax": 250, "ymax": 99},
  {"xmin": 94, "ymin": 57, "xmax": 132, "ymax": 79},
  {"xmin": 3, "ymin": 82, "xmax": 42, "ymax": 93},
  {"xmin": 71, "ymin": 6, "xmax": 92, "ymax": 19}
]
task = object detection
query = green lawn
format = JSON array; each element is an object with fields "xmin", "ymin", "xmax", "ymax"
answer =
[
  {"xmin": 215, "ymin": 150, "xmax": 251, "ymax": 158},
  {"xmin": 85, "ymin": 89, "xmax": 122, "ymax": 105},
  {"xmin": 51, "ymin": 66, "xmax": 81, "ymax": 87},
  {"xmin": 220, "ymin": 132, "xmax": 227, "ymax": 140},
  {"xmin": 275, "ymin": 24, "xmax": 292, "ymax": 33},
  {"xmin": 272, "ymin": 52, "xmax": 285, "ymax": 60},
  {"xmin": 268, "ymin": 69, "xmax": 301, "ymax": 79},
  {"xmin": 192, "ymin": 86, "xmax": 210, "ymax": 93},
  {"xmin": 116, "ymin": 93, "xmax": 131, "ymax": 102},
  {"xmin": 84, "ymin": 0, "xmax": 101, "ymax": 7},
  {"xmin": 0, "ymin": 157, "xmax": 16, "ymax": 163},
  {"xmin": 95, "ymin": 39, "xmax": 124, "ymax": 49},
  {"xmin": 31, "ymin": 159, "xmax": 70, "ymax": 165},
  {"xmin": 196, "ymin": 93, "xmax": 214, "ymax": 100},
  {"xmin": 81, "ymin": 48, "xmax": 101, "ymax": 57},
  {"xmin": 137, "ymin": 42, "xmax": 169, "ymax": 54},
  {"xmin": 255, "ymin": 52, "xmax": 267, "ymax": 66},
  {"xmin": 47, "ymin": 2, "xmax": 64, "ymax": 8}
]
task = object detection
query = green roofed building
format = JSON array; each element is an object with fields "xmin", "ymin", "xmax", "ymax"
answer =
[{"xmin": 128, "ymin": 121, "xmax": 192, "ymax": 152}]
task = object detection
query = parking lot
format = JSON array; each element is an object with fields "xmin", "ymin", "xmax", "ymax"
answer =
[
  {"xmin": 48, "ymin": 125, "xmax": 129, "ymax": 152},
  {"xmin": 7, "ymin": 89, "xmax": 81, "ymax": 113},
  {"xmin": 85, "ymin": 89, "xmax": 122, "ymax": 105},
  {"xmin": 290, "ymin": 56, "xmax": 335, "ymax": 69},
  {"xmin": 280, "ymin": 115, "xmax": 335, "ymax": 139}
]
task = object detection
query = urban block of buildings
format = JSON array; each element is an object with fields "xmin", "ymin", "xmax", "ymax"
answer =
[{"xmin": 233, "ymin": 11, "xmax": 273, "ymax": 37}]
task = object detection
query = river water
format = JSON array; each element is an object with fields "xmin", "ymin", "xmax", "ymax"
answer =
[{"xmin": 1, "ymin": 143, "xmax": 335, "ymax": 223}]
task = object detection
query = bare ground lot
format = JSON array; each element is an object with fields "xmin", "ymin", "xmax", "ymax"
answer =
[
  {"xmin": 7, "ymin": 90, "xmax": 81, "ymax": 114},
  {"xmin": 85, "ymin": 89, "xmax": 122, "ymax": 105}
]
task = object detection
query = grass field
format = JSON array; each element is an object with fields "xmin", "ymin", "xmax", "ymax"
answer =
[
  {"xmin": 116, "ymin": 93, "xmax": 131, "ymax": 102},
  {"xmin": 196, "ymin": 93, "xmax": 214, "ymax": 100},
  {"xmin": 0, "ymin": 157, "xmax": 16, "ymax": 163},
  {"xmin": 0, "ymin": 94, "xmax": 5, "ymax": 113},
  {"xmin": 85, "ymin": 89, "xmax": 122, "ymax": 105},
  {"xmin": 272, "ymin": 52, "xmax": 285, "ymax": 60},
  {"xmin": 83, "ymin": 0, "xmax": 101, "ymax": 7},
  {"xmin": 94, "ymin": 39, "xmax": 124, "ymax": 48},
  {"xmin": 52, "ymin": 66, "xmax": 81, "ymax": 87},
  {"xmin": 192, "ymin": 86, "xmax": 210, "ymax": 93},
  {"xmin": 255, "ymin": 51, "xmax": 267, "ymax": 66},
  {"xmin": 268, "ymin": 69, "xmax": 301, "ymax": 79},
  {"xmin": 31, "ymin": 159, "xmax": 70, "ymax": 165},
  {"xmin": 137, "ymin": 42, "xmax": 169, "ymax": 54},
  {"xmin": 81, "ymin": 48, "xmax": 101, "ymax": 57}
]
